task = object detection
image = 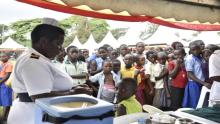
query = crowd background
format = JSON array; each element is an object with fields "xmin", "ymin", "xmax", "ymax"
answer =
[{"xmin": 0, "ymin": 39, "xmax": 219, "ymax": 120}]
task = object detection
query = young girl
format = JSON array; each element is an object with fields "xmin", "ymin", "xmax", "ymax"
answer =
[
  {"xmin": 153, "ymin": 52, "xmax": 170, "ymax": 109},
  {"xmin": 182, "ymin": 40, "xmax": 211, "ymax": 108},
  {"xmin": 145, "ymin": 50, "xmax": 157, "ymax": 103},
  {"xmin": 116, "ymin": 78, "xmax": 142, "ymax": 116},
  {"xmin": 89, "ymin": 60, "xmax": 120, "ymax": 103},
  {"xmin": 134, "ymin": 55, "xmax": 153, "ymax": 105},
  {"xmin": 168, "ymin": 49, "xmax": 187, "ymax": 110}
]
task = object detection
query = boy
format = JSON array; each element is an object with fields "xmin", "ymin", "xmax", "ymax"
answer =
[
  {"xmin": 182, "ymin": 40, "xmax": 211, "ymax": 108},
  {"xmin": 118, "ymin": 44, "xmax": 130, "ymax": 68},
  {"xmin": 121, "ymin": 54, "xmax": 135, "ymax": 79},
  {"xmin": 63, "ymin": 46, "xmax": 88, "ymax": 85},
  {"xmin": 116, "ymin": 78, "xmax": 142, "ymax": 116},
  {"xmin": 168, "ymin": 49, "xmax": 187, "ymax": 110}
]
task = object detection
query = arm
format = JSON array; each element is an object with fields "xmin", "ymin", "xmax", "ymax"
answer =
[
  {"xmin": 210, "ymin": 76, "xmax": 220, "ymax": 83},
  {"xmin": 70, "ymin": 73, "xmax": 87, "ymax": 79},
  {"xmin": 0, "ymin": 72, "xmax": 11, "ymax": 83},
  {"xmin": 169, "ymin": 61, "xmax": 180, "ymax": 78},
  {"xmin": 116, "ymin": 104, "xmax": 126, "ymax": 116},
  {"xmin": 187, "ymin": 71, "xmax": 206, "ymax": 85},
  {"xmin": 155, "ymin": 68, "xmax": 168, "ymax": 81}
]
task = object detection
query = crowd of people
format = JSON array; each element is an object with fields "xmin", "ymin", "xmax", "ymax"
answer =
[
  {"xmin": 52, "ymin": 40, "xmax": 220, "ymax": 114},
  {"xmin": 0, "ymin": 18, "xmax": 220, "ymax": 124}
]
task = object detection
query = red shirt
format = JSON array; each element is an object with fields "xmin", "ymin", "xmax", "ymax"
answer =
[{"xmin": 168, "ymin": 61, "xmax": 187, "ymax": 88}]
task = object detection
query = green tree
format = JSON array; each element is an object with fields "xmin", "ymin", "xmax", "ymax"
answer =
[
  {"xmin": 0, "ymin": 24, "xmax": 9, "ymax": 43},
  {"xmin": 9, "ymin": 18, "xmax": 41, "ymax": 47}
]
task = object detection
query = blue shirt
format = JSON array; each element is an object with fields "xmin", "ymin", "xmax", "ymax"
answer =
[
  {"xmin": 95, "ymin": 57, "xmax": 104, "ymax": 71},
  {"xmin": 185, "ymin": 54, "xmax": 204, "ymax": 81}
]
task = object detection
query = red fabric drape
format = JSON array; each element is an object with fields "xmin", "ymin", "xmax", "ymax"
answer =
[{"xmin": 17, "ymin": 0, "xmax": 220, "ymax": 31}]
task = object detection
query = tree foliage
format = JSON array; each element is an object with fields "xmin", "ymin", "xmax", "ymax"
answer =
[
  {"xmin": 0, "ymin": 24, "xmax": 9, "ymax": 42},
  {"xmin": 9, "ymin": 18, "xmax": 41, "ymax": 46}
]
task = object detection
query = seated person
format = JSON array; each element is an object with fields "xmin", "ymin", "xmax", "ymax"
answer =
[{"xmin": 116, "ymin": 78, "xmax": 142, "ymax": 116}]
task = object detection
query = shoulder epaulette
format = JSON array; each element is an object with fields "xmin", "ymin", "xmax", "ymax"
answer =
[{"xmin": 30, "ymin": 53, "xmax": 40, "ymax": 59}]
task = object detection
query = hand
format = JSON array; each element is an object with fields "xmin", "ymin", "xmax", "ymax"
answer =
[
  {"xmin": 70, "ymin": 86, "xmax": 93, "ymax": 95},
  {"xmin": 149, "ymin": 89, "xmax": 154, "ymax": 96},
  {"xmin": 175, "ymin": 59, "xmax": 182, "ymax": 65},
  {"xmin": 134, "ymin": 69, "xmax": 140, "ymax": 76},
  {"xmin": 204, "ymin": 83, "xmax": 212, "ymax": 89},
  {"xmin": 140, "ymin": 68, "xmax": 145, "ymax": 73}
]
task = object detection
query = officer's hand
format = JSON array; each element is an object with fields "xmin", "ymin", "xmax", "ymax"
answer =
[{"xmin": 70, "ymin": 86, "xmax": 93, "ymax": 95}]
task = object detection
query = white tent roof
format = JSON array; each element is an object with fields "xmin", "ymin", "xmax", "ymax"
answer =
[
  {"xmin": 82, "ymin": 34, "xmax": 99, "ymax": 51},
  {"xmin": 0, "ymin": 37, "xmax": 25, "ymax": 49},
  {"xmin": 192, "ymin": 31, "xmax": 220, "ymax": 45},
  {"xmin": 67, "ymin": 36, "xmax": 83, "ymax": 48},
  {"xmin": 99, "ymin": 31, "xmax": 119, "ymax": 48}
]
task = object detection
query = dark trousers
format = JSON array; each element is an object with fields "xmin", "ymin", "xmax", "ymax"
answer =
[{"xmin": 171, "ymin": 86, "xmax": 185, "ymax": 110}]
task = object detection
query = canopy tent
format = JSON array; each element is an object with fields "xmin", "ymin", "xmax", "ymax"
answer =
[
  {"xmin": 118, "ymin": 23, "xmax": 146, "ymax": 46},
  {"xmin": 81, "ymin": 34, "xmax": 99, "ymax": 52},
  {"xmin": 0, "ymin": 37, "xmax": 25, "ymax": 50},
  {"xmin": 17, "ymin": 0, "xmax": 220, "ymax": 31},
  {"xmin": 98, "ymin": 31, "xmax": 119, "ymax": 48},
  {"xmin": 192, "ymin": 32, "xmax": 220, "ymax": 45},
  {"xmin": 67, "ymin": 36, "xmax": 83, "ymax": 48}
]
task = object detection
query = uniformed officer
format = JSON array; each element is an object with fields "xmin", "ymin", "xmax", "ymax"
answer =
[{"xmin": 7, "ymin": 18, "xmax": 92, "ymax": 124}]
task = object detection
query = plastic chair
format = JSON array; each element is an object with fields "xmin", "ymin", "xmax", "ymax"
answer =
[
  {"xmin": 142, "ymin": 105, "xmax": 164, "ymax": 114},
  {"xmin": 196, "ymin": 86, "xmax": 210, "ymax": 108}
]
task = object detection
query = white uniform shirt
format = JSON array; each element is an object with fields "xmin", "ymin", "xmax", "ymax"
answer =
[
  {"xmin": 8, "ymin": 48, "xmax": 74, "ymax": 124},
  {"xmin": 209, "ymin": 50, "xmax": 220, "ymax": 101},
  {"xmin": 62, "ymin": 60, "xmax": 88, "ymax": 85}
]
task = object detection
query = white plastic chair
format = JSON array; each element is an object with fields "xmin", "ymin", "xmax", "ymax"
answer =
[
  {"xmin": 142, "ymin": 105, "xmax": 164, "ymax": 114},
  {"xmin": 196, "ymin": 86, "xmax": 210, "ymax": 108}
]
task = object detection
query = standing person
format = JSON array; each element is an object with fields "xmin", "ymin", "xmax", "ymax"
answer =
[
  {"xmin": 110, "ymin": 49, "xmax": 119, "ymax": 60},
  {"xmin": 0, "ymin": 53, "xmax": 13, "ymax": 122},
  {"xmin": 135, "ymin": 42, "xmax": 145, "ymax": 56},
  {"xmin": 168, "ymin": 49, "xmax": 187, "ymax": 110},
  {"xmin": 171, "ymin": 41, "xmax": 184, "ymax": 50},
  {"xmin": 95, "ymin": 46, "xmax": 108, "ymax": 72},
  {"xmin": 182, "ymin": 40, "xmax": 211, "ymax": 108},
  {"xmin": 88, "ymin": 60, "xmax": 97, "ymax": 76},
  {"xmin": 112, "ymin": 59, "xmax": 121, "ymax": 79},
  {"xmin": 121, "ymin": 54, "xmax": 135, "ymax": 79},
  {"xmin": 63, "ymin": 46, "xmax": 88, "ymax": 85},
  {"xmin": 153, "ymin": 52, "xmax": 170, "ymax": 109},
  {"xmin": 52, "ymin": 47, "xmax": 66, "ymax": 69},
  {"xmin": 116, "ymin": 78, "xmax": 142, "ymax": 116},
  {"xmin": 7, "ymin": 19, "xmax": 92, "ymax": 124},
  {"xmin": 209, "ymin": 48, "xmax": 220, "ymax": 106},
  {"xmin": 82, "ymin": 49, "xmax": 89, "ymax": 62},
  {"xmin": 144, "ymin": 50, "xmax": 157, "ymax": 102},
  {"xmin": 88, "ymin": 60, "xmax": 120, "ymax": 103},
  {"xmin": 118, "ymin": 44, "xmax": 129, "ymax": 68},
  {"xmin": 201, "ymin": 49, "xmax": 212, "ymax": 83},
  {"xmin": 134, "ymin": 55, "xmax": 153, "ymax": 105}
]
